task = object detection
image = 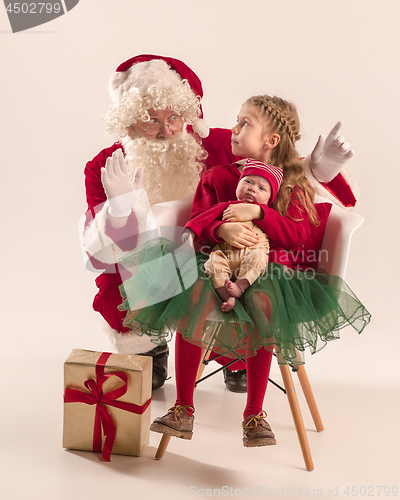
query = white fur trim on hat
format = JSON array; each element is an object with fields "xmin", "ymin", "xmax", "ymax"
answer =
[{"xmin": 109, "ymin": 59, "xmax": 183, "ymax": 102}]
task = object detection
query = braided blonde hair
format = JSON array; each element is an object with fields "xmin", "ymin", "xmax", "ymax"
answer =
[{"xmin": 246, "ymin": 95, "xmax": 319, "ymax": 226}]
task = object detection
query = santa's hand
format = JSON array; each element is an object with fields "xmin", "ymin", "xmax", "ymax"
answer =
[
  {"xmin": 181, "ymin": 228, "xmax": 195, "ymax": 246},
  {"xmin": 132, "ymin": 166, "xmax": 143, "ymax": 191},
  {"xmin": 101, "ymin": 149, "xmax": 141, "ymax": 217},
  {"xmin": 310, "ymin": 121, "xmax": 355, "ymax": 183}
]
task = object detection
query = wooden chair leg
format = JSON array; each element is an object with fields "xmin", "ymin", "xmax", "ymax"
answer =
[
  {"xmin": 296, "ymin": 365, "xmax": 324, "ymax": 431},
  {"xmin": 154, "ymin": 346, "xmax": 211, "ymax": 459},
  {"xmin": 279, "ymin": 364, "xmax": 314, "ymax": 471},
  {"xmin": 155, "ymin": 434, "xmax": 171, "ymax": 459}
]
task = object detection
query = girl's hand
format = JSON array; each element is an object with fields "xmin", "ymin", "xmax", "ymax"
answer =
[
  {"xmin": 222, "ymin": 203, "xmax": 263, "ymax": 222},
  {"xmin": 216, "ymin": 222, "xmax": 259, "ymax": 249}
]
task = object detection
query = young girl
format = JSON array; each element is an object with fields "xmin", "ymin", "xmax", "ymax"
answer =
[
  {"xmin": 184, "ymin": 159, "xmax": 283, "ymax": 313},
  {"xmin": 120, "ymin": 95, "xmax": 370, "ymax": 447}
]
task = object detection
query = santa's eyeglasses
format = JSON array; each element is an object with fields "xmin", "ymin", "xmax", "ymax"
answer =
[{"xmin": 141, "ymin": 114, "xmax": 183, "ymax": 135}]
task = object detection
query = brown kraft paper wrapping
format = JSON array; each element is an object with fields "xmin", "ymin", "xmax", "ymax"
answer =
[{"xmin": 63, "ymin": 349, "xmax": 152, "ymax": 458}]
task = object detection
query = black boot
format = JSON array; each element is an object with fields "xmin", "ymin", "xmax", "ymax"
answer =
[
  {"xmin": 223, "ymin": 367, "xmax": 247, "ymax": 393},
  {"xmin": 139, "ymin": 344, "xmax": 169, "ymax": 390}
]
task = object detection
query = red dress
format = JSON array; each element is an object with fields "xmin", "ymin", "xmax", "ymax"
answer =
[{"xmin": 190, "ymin": 163, "xmax": 331, "ymax": 269}]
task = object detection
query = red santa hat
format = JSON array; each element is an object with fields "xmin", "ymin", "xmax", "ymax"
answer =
[
  {"xmin": 239, "ymin": 159, "xmax": 284, "ymax": 204},
  {"xmin": 108, "ymin": 54, "xmax": 209, "ymax": 138}
]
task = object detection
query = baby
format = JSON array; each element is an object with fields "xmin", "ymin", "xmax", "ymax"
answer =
[{"xmin": 185, "ymin": 159, "xmax": 283, "ymax": 311}]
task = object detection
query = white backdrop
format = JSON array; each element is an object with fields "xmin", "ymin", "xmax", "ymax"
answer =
[{"xmin": 0, "ymin": 1, "xmax": 399, "ymax": 496}]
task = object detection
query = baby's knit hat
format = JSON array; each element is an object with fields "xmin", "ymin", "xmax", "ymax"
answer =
[{"xmin": 239, "ymin": 159, "xmax": 284, "ymax": 204}]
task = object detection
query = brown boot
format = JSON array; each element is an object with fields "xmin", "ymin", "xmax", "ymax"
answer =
[
  {"xmin": 242, "ymin": 411, "xmax": 276, "ymax": 447},
  {"xmin": 150, "ymin": 405, "xmax": 195, "ymax": 440}
]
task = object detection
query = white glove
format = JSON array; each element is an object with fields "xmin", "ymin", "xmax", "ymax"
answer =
[
  {"xmin": 100, "ymin": 149, "xmax": 143, "ymax": 217},
  {"xmin": 310, "ymin": 121, "xmax": 355, "ymax": 183},
  {"xmin": 181, "ymin": 228, "xmax": 195, "ymax": 245}
]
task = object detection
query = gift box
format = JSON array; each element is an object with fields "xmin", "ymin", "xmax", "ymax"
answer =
[{"xmin": 63, "ymin": 349, "xmax": 152, "ymax": 460}]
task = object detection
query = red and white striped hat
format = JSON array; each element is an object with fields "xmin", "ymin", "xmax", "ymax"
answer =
[{"xmin": 239, "ymin": 159, "xmax": 284, "ymax": 204}]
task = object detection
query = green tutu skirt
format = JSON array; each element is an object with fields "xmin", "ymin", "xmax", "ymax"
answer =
[{"xmin": 118, "ymin": 237, "xmax": 371, "ymax": 365}]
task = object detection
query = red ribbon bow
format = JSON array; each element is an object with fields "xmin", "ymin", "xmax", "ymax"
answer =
[{"xmin": 64, "ymin": 352, "xmax": 151, "ymax": 461}]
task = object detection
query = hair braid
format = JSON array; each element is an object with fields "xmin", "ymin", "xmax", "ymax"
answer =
[
  {"xmin": 249, "ymin": 96, "xmax": 301, "ymax": 146},
  {"xmin": 246, "ymin": 95, "xmax": 319, "ymax": 226}
]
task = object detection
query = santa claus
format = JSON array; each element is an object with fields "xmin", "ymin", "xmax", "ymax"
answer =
[{"xmin": 82, "ymin": 54, "xmax": 357, "ymax": 391}]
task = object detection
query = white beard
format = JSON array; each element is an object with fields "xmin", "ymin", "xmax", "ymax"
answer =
[{"xmin": 121, "ymin": 131, "xmax": 206, "ymax": 206}]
